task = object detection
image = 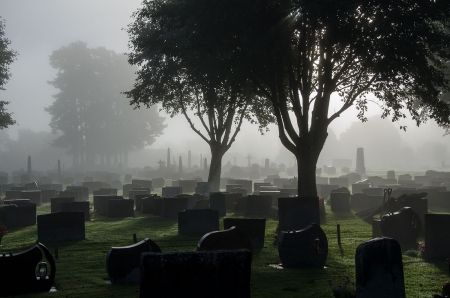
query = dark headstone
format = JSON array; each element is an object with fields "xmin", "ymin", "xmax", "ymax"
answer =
[
  {"xmin": 245, "ymin": 195, "xmax": 272, "ymax": 215},
  {"xmin": 424, "ymin": 214, "xmax": 450, "ymax": 260},
  {"xmin": 379, "ymin": 207, "xmax": 421, "ymax": 244},
  {"xmin": 57, "ymin": 190, "xmax": 82, "ymax": 202},
  {"xmin": 355, "ymin": 237, "xmax": 405, "ymax": 298},
  {"xmin": 162, "ymin": 186, "xmax": 182, "ymax": 198},
  {"xmin": 223, "ymin": 218, "xmax": 266, "ymax": 248},
  {"xmin": 5, "ymin": 190, "xmax": 22, "ymax": 200},
  {"xmin": 41, "ymin": 189, "xmax": 57, "ymax": 203},
  {"xmin": 278, "ymin": 223, "xmax": 328, "ymax": 268},
  {"xmin": 278, "ymin": 197, "xmax": 320, "ymax": 231},
  {"xmin": 60, "ymin": 201, "xmax": 90, "ymax": 221},
  {"xmin": 209, "ymin": 192, "xmax": 226, "ymax": 217},
  {"xmin": 20, "ymin": 190, "xmax": 42, "ymax": 206},
  {"xmin": 162, "ymin": 197, "xmax": 192, "ymax": 218},
  {"xmin": 93, "ymin": 195, "xmax": 123, "ymax": 215},
  {"xmin": 152, "ymin": 177, "xmax": 165, "ymax": 188},
  {"xmin": 134, "ymin": 194, "xmax": 149, "ymax": 212},
  {"xmin": 153, "ymin": 197, "xmax": 163, "ymax": 215},
  {"xmin": 93, "ymin": 188, "xmax": 117, "ymax": 196},
  {"xmin": 132, "ymin": 179, "xmax": 153, "ymax": 191},
  {"xmin": 195, "ymin": 182, "xmax": 212, "ymax": 195},
  {"xmin": 82, "ymin": 181, "xmax": 103, "ymax": 194},
  {"xmin": 66, "ymin": 186, "xmax": 89, "ymax": 201},
  {"xmin": 223, "ymin": 192, "xmax": 242, "ymax": 211},
  {"xmin": 178, "ymin": 209, "xmax": 219, "ymax": 235},
  {"xmin": 0, "ymin": 204, "xmax": 36, "ymax": 227},
  {"xmin": 51, "ymin": 197, "xmax": 75, "ymax": 213},
  {"xmin": 37, "ymin": 212, "xmax": 85, "ymax": 242},
  {"xmin": 330, "ymin": 189, "xmax": 351, "ymax": 212},
  {"xmin": 197, "ymin": 226, "xmax": 253, "ymax": 255},
  {"xmin": 140, "ymin": 250, "xmax": 251, "ymax": 298},
  {"xmin": 387, "ymin": 170, "xmax": 396, "ymax": 180},
  {"xmin": 106, "ymin": 238, "xmax": 161, "ymax": 284},
  {"xmin": 107, "ymin": 199, "xmax": 134, "ymax": 218}
]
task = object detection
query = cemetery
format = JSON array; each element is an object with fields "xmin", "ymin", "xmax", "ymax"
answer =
[
  {"xmin": 1, "ymin": 1, "xmax": 450, "ymax": 297},
  {"xmin": 0, "ymin": 163, "xmax": 449, "ymax": 298}
]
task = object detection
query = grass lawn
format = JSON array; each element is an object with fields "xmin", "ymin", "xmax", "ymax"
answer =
[{"xmin": 2, "ymin": 195, "xmax": 450, "ymax": 298}]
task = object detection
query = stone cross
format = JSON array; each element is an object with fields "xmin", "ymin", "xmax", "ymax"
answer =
[
  {"xmin": 246, "ymin": 155, "xmax": 252, "ymax": 166},
  {"xmin": 158, "ymin": 160, "xmax": 164, "ymax": 169}
]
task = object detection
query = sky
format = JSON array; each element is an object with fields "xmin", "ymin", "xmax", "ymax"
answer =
[{"xmin": 0, "ymin": 0, "xmax": 449, "ymax": 169}]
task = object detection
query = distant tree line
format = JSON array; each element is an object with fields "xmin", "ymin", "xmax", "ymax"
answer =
[{"xmin": 46, "ymin": 41, "xmax": 166, "ymax": 167}]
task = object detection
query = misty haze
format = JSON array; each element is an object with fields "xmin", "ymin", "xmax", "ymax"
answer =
[{"xmin": 0, "ymin": 1, "xmax": 449, "ymax": 297}]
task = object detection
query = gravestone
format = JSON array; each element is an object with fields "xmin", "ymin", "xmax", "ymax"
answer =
[
  {"xmin": 230, "ymin": 187, "xmax": 248, "ymax": 198},
  {"xmin": 254, "ymin": 182, "xmax": 272, "ymax": 193},
  {"xmin": 178, "ymin": 180, "xmax": 197, "ymax": 193},
  {"xmin": 94, "ymin": 195, "xmax": 123, "ymax": 215},
  {"xmin": 129, "ymin": 189, "xmax": 149, "ymax": 210},
  {"xmin": 110, "ymin": 180, "xmax": 122, "ymax": 190},
  {"xmin": 132, "ymin": 179, "xmax": 153, "ymax": 191},
  {"xmin": 0, "ymin": 204, "xmax": 36, "ymax": 227},
  {"xmin": 355, "ymin": 237, "xmax": 405, "ymax": 298},
  {"xmin": 162, "ymin": 186, "xmax": 182, "ymax": 198},
  {"xmin": 316, "ymin": 176, "xmax": 329, "ymax": 185},
  {"xmin": 226, "ymin": 184, "xmax": 242, "ymax": 192},
  {"xmin": 24, "ymin": 182, "xmax": 38, "ymax": 190},
  {"xmin": 387, "ymin": 170, "xmax": 396, "ymax": 180},
  {"xmin": 197, "ymin": 226, "xmax": 253, "ymax": 255},
  {"xmin": 178, "ymin": 209, "xmax": 219, "ymax": 235},
  {"xmin": 20, "ymin": 190, "xmax": 42, "ymax": 206},
  {"xmin": 122, "ymin": 183, "xmax": 142, "ymax": 198},
  {"xmin": 245, "ymin": 195, "xmax": 272, "ymax": 215},
  {"xmin": 93, "ymin": 188, "xmax": 117, "ymax": 196},
  {"xmin": 209, "ymin": 192, "xmax": 226, "ymax": 217},
  {"xmin": 345, "ymin": 172, "xmax": 362, "ymax": 185},
  {"xmin": 5, "ymin": 190, "xmax": 22, "ymax": 200},
  {"xmin": 51, "ymin": 197, "xmax": 75, "ymax": 213},
  {"xmin": 317, "ymin": 184, "xmax": 339, "ymax": 199},
  {"xmin": 379, "ymin": 207, "xmax": 421, "ymax": 244},
  {"xmin": 330, "ymin": 188, "xmax": 351, "ymax": 212},
  {"xmin": 424, "ymin": 214, "xmax": 450, "ymax": 260},
  {"xmin": 356, "ymin": 147, "xmax": 365, "ymax": 175},
  {"xmin": 106, "ymin": 238, "xmax": 161, "ymax": 284},
  {"xmin": 162, "ymin": 197, "xmax": 192, "ymax": 218},
  {"xmin": 107, "ymin": 199, "xmax": 134, "ymax": 218},
  {"xmin": 153, "ymin": 197, "xmax": 163, "ymax": 215},
  {"xmin": 134, "ymin": 194, "xmax": 150, "ymax": 212},
  {"xmin": 329, "ymin": 177, "xmax": 349, "ymax": 189},
  {"xmin": 57, "ymin": 190, "xmax": 81, "ymax": 202},
  {"xmin": 60, "ymin": 201, "xmax": 90, "ymax": 221},
  {"xmin": 228, "ymin": 179, "xmax": 252, "ymax": 194},
  {"xmin": 66, "ymin": 186, "xmax": 89, "ymax": 201},
  {"xmin": 223, "ymin": 218, "xmax": 266, "ymax": 248},
  {"xmin": 152, "ymin": 177, "xmax": 165, "ymax": 188},
  {"xmin": 3, "ymin": 199, "xmax": 31, "ymax": 206},
  {"xmin": 368, "ymin": 176, "xmax": 384, "ymax": 188},
  {"xmin": 82, "ymin": 181, "xmax": 103, "ymax": 194},
  {"xmin": 278, "ymin": 223, "xmax": 328, "ymax": 268},
  {"xmin": 278, "ymin": 197, "xmax": 320, "ymax": 231},
  {"xmin": 40, "ymin": 189, "xmax": 57, "ymax": 203},
  {"xmin": 223, "ymin": 192, "xmax": 242, "ymax": 210},
  {"xmin": 140, "ymin": 250, "xmax": 251, "ymax": 298},
  {"xmin": 37, "ymin": 212, "xmax": 85, "ymax": 242},
  {"xmin": 352, "ymin": 183, "xmax": 370, "ymax": 194},
  {"xmin": 195, "ymin": 182, "xmax": 211, "ymax": 195}
]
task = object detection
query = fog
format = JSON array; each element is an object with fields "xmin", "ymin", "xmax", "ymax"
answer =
[{"xmin": 0, "ymin": 0, "xmax": 449, "ymax": 173}]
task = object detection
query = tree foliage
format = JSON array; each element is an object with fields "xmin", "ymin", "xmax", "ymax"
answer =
[
  {"xmin": 137, "ymin": 0, "xmax": 450, "ymax": 195},
  {"xmin": 46, "ymin": 41, "xmax": 166, "ymax": 167},
  {"xmin": 126, "ymin": 1, "xmax": 274, "ymax": 190},
  {"xmin": 0, "ymin": 17, "xmax": 18, "ymax": 129}
]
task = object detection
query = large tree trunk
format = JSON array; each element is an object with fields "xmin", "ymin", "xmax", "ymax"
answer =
[{"xmin": 208, "ymin": 145, "xmax": 224, "ymax": 192}]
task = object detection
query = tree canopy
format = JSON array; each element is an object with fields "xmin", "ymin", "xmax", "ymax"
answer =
[
  {"xmin": 134, "ymin": 0, "xmax": 450, "ymax": 195},
  {"xmin": 0, "ymin": 17, "xmax": 18, "ymax": 130},
  {"xmin": 127, "ymin": 2, "xmax": 274, "ymax": 190},
  {"xmin": 46, "ymin": 41, "xmax": 166, "ymax": 168}
]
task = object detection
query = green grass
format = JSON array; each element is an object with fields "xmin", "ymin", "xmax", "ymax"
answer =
[{"xmin": 2, "ymin": 199, "xmax": 450, "ymax": 298}]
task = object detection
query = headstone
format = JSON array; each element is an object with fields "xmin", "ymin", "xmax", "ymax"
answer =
[
  {"xmin": 278, "ymin": 223, "xmax": 328, "ymax": 268},
  {"xmin": 387, "ymin": 170, "xmax": 396, "ymax": 180},
  {"xmin": 0, "ymin": 204, "xmax": 36, "ymax": 227},
  {"xmin": 153, "ymin": 197, "xmax": 163, "ymax": 215},
  {"xmin": 5, "ymin": 190, "xmax": 22, "ymax": 200},
  {"xmin": 129, "ymin": 189, "xmax": 149, "ymax": 209},
  {"xmin": 162, "ymin": 186, "xmax": 182, "ymax": 198},
  {"xmin": 424, "ymin": 214, "xmax": 450, "ymax": 260},
  {"xmin": 329, "ymin": 177, "xmax": 349, "ymax": 189},
  {"xmin": 352, "ymin": 183, "xmax": 370, "ymax": 194},
  {"xmin": 20, "ymin": 190, "xmax": 42, "ymax": 206},
  {"xmin": 330, "ymin": 188, "xmax": 351, "ymax": 212},
  {"xmin": 178, "ymin": 209, "xmax": 219, "ymax": 235},
  {"xmin": 223, "ymin": 218, "xmax": 266, "ymax": 248},
  {"xmin": 209, "ymin": 192, "xmax": 226, "ymax": 217},
  {"xmin": 132, "ymin": 179, "xmax": 153, "ymax": 191},
  {"xmin": 362, "ymin": 187, "xmax": 383, "ymax": 196},
  {"xmin": 140, "ymin": 250, "xmax": 251, "ymax": 298},
  {"xmin": 24, "ymin": 182, "xmax": 38, "ymax": 190},
  {"xmin": 51, "ymin": 197, "xmax": 75, "ymax": 213},
  {"xmin": 107, "ymin": 199, "xmax": 134, "ymax": 218},
  {"xmin": 40, "ymin": 189, "xmax": 57, "ymax": 203},
  {"xmin": 355, "ymin": 237, "xmax": 405, "ymax": 298},
  {"xmin": 223, "ymin": 192, "xmax": 242, "ymax": 210},
  {"xmin": 226, "ymin": 184, "xmax": 242, "ymax": 192},
  {"xmin": 162, "ymin": 197, "xmax": 192, "ymax": 218},
  {"xmin": 245, "ymin": 195, "xmax": 272, "ymax": 215},
  {"xmin": 82, "ymin": 181, "xmax": 103, "ymax": 194},
  {"xmin": 60, "ymin": 201, "xmax": 90, "ymax": 221},
  {"xmin": 106, "ymin": 238, "xmax": 161, "ymax": 284},
  {"xmin": 110, "ymin": 180, "xmax": 123, "ymax": 190},
  {"xmin": 195, "ymin": 182, "xmax": 212, "ymax": 195},
  {"xmin": 178, "ymin": 180, "xmax": 197, "ymax": 193},
  {"xmin": 141, "ymin": 196, "xmax": 156, "ymax": 214},
  {"xmin": 379, "ymin": 207, "xmax": 421, "ymax": 244},
  {"xmin": 93, "ymin": 195, "xmax": 123, "ymax": 215},
  {"xmin": 227, "ymin": 179, "xmax": 252, "ymax": 194},
  {"xmin": 66, "ymin": 186, "xmax": 89, "ymax": 201},
  {"xmin": 152, "ymin": 177, "xmax": 165, "ymax": 188},
  {"xmin": 197, "ymin": 226, "xmax": 253, "ymax": 255},
  {"xmin": 230, "ymin": 187, "xmax": 247, "ymax": 197},
  {"xmin": 93, "ymin": 188, "xmax": 117, "ymax": 196},
  {"xmin": 37, "ymin": 212, "xmax": 85, "ymax": 242},
  {"xmin": 278, "ymin": 197, "xmax": 320, "ymax": 231},
  {"xmin": 253, "ymin": 182, "xmax": 272, "ymax": 193}
]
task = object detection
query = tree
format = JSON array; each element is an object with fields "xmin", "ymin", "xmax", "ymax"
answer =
[
  {"xmin": 46, "ymin": 42, "xmax": 166, "ymax": 167},
  {"xmin": 137, "ymin": 0, "xmax": 450, "ymax": 196},
  {"xmin": 126, "ymin": 2, "xmax": 273, "ymax": 191},
  {"xmin": 0, "ymin": 17, "xmax": 18, "ymax": 129}
]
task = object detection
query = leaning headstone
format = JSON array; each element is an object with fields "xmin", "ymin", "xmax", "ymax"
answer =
[
  {"xmin": 424, "ymin": 214, "xmax": 450, "ymax": 260},
  {"xmin": 209, "ymin": 192, "xmax": 226, "ymax": 217},
  {"xmin": 278, "ymin": 197, "xmax": 320, "ymax": 231},
  {"xmin": 140, "ymin": 250, "xmax": 251, "ymax": 298},
  {"xmin": 107, "ymin": 199, "xmax": 134, "ymax": 218},
  {"xmin": 106, "ymin": 238, "xmax": 161, "ymax": 284},
  {"xmin": 178, "ymin": 209, "xmax": 219, "ymax": 235},
  {"xmin": 355, "ymin": 237, "xmax": 405, "ymax": 298},
  {"xmin": 197, "ymin": 226, "xmax": 253, "ymax": 255},
  {"xmin": 278, "ymin": 223, "xmax": 328, "ymax": 269},
  {"xmin": 37, "ymin": 212, "xmax": 85, "ymax": 242},
  {"xmin": 223, "ymin": 218, "xmax": 266, "ymax": 248}
]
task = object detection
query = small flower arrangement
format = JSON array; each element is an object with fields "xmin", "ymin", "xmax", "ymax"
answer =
[
  {"xmin": 328, "ymin": 277, "xmax": 356, "ymax": 298},
  {"xmin": 417, "ymin": 241, "xmax": 426, "ymax": 255},
  {"xmin": 0, "ymin": 224, "xmax": 8, "ymax": 238}
]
